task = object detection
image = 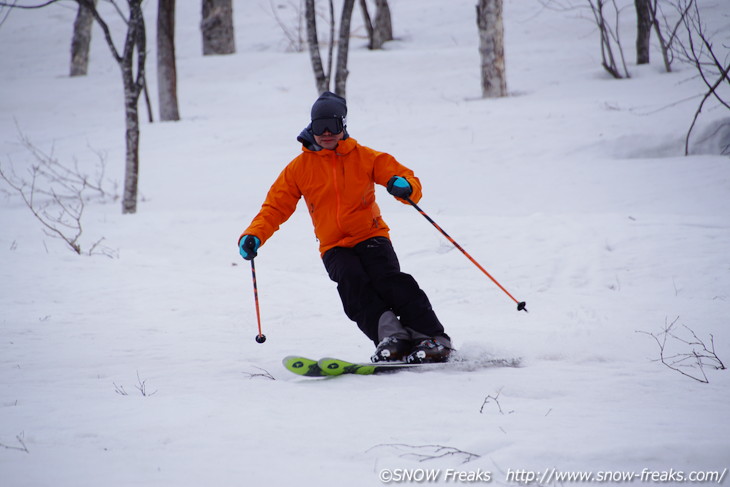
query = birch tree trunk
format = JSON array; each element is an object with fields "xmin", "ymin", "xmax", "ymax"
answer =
[
  {"xmin": 79, "ymin": 0, "xmax": 147, "ymax": 214},
  {"xmin": 70, "ymin": 0, "xmax": 96, "ymax": 77},
  {"xmin": 476, "ymin": 0, "xmax": 507, "ymax": 98},
  {"xmin": 359, "ymin": 0, "xmax": 374, "ymax": 49},
  {"xmin": 360, "ymin": 0, "xmax": 392, "ymax": 50},
  {"xmin": 201, "ymin": 0, "xmax": 235, "ymax": 55},
  {"xmin": 372, "ymin": 0, "xmax": 393, "ymax": 49},
  {"xmin": 119, "ymin": 3, "xmax": 146, "ymax": 214},
  {"xmin": 157, "ymin": 0, "xmax": 180, "ymax": 121},
  {"xmin": 305, "ymin": 0, "xmax": 328, "ymax": 93},
  {"xmin": 326, "ymin": 0, "xmax": 335, "ymax": 86},
  {"xmin": 333, "ymin": 0, "xmax": 356, "ymax": 97},
  {"xmin": 304, "ymin": 0, "xmax": 355, "ymax": 96}
]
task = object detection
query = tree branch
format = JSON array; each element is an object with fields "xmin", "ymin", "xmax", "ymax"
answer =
[
  {"xmin": 0, "ymin": 0, "xmax": 59, "ymax": 8},
  {"xmin": 637, "ymin": 317, "xmax": 726, "ymax": 383},
  {"xmin": 367, "ymin": 443, "xmax": 481, "ymax": 464}
]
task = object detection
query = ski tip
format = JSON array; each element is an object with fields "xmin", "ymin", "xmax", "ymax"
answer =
[
  {"xmin": 282, "ymin": 356, "xmax": 324, "ymax": 377},
  {"xmin": 319, "ymin": 357, "xmax": 377, "ymax": 375},
  {"xmin": 317, "ymin": 357, "xmax": 348, "ymax": 376}
]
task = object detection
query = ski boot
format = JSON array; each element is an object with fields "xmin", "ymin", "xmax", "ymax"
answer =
[
  {"xmin": 371, "ymin": 336, "xmax": 412, "ymax": 363},
  {"xmin": 406, "ymin": 337, "xmax": 452, "ymax": 364}
]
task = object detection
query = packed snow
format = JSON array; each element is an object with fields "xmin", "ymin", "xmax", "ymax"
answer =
[{"xmin": 1, "ymin": 1, "xmax": 729, "ymax": 486}]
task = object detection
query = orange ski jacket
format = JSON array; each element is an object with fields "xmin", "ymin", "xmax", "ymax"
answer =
[{"xmin": 241, "ymin": 137, "xmax": 423, "ymax": 256}]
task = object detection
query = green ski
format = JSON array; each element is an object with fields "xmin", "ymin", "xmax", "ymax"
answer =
[
  {"xmin": 282, "ymin": 356, "xmax": 454, "ymax": 377},
  {"xmin": 282, "ymin": 355, "xmax": 522, "ymax": 378},
  {"xmin": 282, "ymin": 356, "xmax": 325, "ymax": 377},
  {"xmin": 318, "ymin": 357, "xmax": 431, "ymax": 375}
]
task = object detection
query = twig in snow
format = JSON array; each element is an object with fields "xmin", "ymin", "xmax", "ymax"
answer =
[
  {"xmin": 0, "ymin": 432, "xmax": 29, "ymax": 454},
  {"xmin": 480, "ymin": 387, "xmax": 513, "ymax": 414},
  {"xmin": 637, "ymin": 316, "xmax": 726, "ymax": 383},
  {"xmin": 367, "ymin": 443, "xmax": 480, "ymax": 464},
  {"xmin": 134, "ymin": 371, "xmax": 157, "ymax": 397},
  {"xmin": 242, "ymin": 367, "xmax": 276, "ymax": 380},
  {"xmin": 114, "ymin": 371, "xmax": 157, "ymax": 397}
]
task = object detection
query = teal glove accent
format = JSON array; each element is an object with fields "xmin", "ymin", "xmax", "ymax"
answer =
[
  {"xmin": 239, "ymin": 235, "xmax": 261, "ymax": 260},
  {"xmin": 387, "ymin": 176, "xmax": 412, "ymax": 199}
]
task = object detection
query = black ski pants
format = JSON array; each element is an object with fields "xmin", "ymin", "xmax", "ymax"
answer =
[{"xmin": 322, "ymin": 236, "xmax": 446, "ymax": 345}]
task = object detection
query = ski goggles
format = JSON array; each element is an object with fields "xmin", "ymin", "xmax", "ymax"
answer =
[{"xmin": 311, "ymin": 117, "xmax": 344, "ymax": 136}]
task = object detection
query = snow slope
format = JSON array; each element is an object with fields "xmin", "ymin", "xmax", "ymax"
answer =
[{"xmin": 1, "ymin": 1, "xmax": 729, "ymax": 486}]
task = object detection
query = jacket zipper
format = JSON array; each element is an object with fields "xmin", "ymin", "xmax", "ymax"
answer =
[{"xmin": 331, "ymin": 154, "xmax": 345, "ymax": 236}]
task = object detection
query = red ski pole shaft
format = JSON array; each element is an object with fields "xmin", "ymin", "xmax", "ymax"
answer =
[
  {"xmin": 405, "ymin": 197, "xmax": 527, "ymax": 313},
  {"xmin": 250, "ymin": 259, "xmax": 267, "ymax": 343}
]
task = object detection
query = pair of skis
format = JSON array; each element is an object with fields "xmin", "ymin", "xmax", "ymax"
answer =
[
  {"xmin": 283, "ymin": 356, "xmax": 432, "ymax": 377},
  {"xmin": 283, "ymin": 355, "xmax": 522, "ymax": 377}
]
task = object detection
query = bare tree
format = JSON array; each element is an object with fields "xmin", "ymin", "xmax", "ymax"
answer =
[
  {"xmin": 635, "ymin": 0, "xmax": 652, "ymax": 64},
  {"xmin": 70, "ymin": 0, "xmax": 96, "ymax": 76},
  {"xmin": 78, "ymin": 0, "xmax": 147, "ymax": 214},
  {"xmin": 325, "ymin": 0, "xmax": 335, "ymax": 87},
  {"xmin": 633, "ymin": 0, "xmax": 695, "ymax": 73},
  {"xmin": 304, "ymin": 0, "xmax": 329, "ymax": 94},
  {"xmin": 541, "ymin": 0, "xmax": 689, "ymax": 75},
  {"xmin": 157, "ymin": 0, "xmax": 180, "ymax": 121},
  {"xmin": 1, "ymin": 1, "xmax": 95, "ymax": 77},
  {"xmin": 651, "ymin": 0, "xmax": 696, "ymax": 73},
  {"xmin": 334, "ymin": 0, "xmax": 355, "ymax": 96},
  {"xmin": 372, "ymin": 0, "xmax": 393, "ymax": 47},
  {"xmin": 672, "ymin": 0, "xmax": 730, "ymax": 155},
  {"xmin": 360, "ymin": 0, "xmax": 392, "ymax": 50},
  {"xmin": 201, "ymin": 0, "xmax": 235, "ymax": 55},
  {"xmin": 1, "ymin": 0, "xmax": 149, "ymax": 214},
  {"xmin": 537, "ymin": 0, "xmax": 628, "ymax": 77},
  {"xmin": 359, "ymin": 0, "xmax": 373, "ymax": 48},
  {"xmin": 649, "ymin": 0, "xmax": 672, "ymax": 72},
  {"xmin": 588, "ymin": 0, "xmax": 631, "ymax": 78},
  {"xmin": 0, "ymin": 130, "xmax": 118, "ymax": 256},
  {"xmin": 476, "ymin": 0, "xmax": 507, "ymax": 97},
  {"xmin": 304, "ymin": 0, "xmax": 356, "ymax": 97},
  {"xmin": 269, "ymin": 0, "xmax": 305, "ymax": 52}
]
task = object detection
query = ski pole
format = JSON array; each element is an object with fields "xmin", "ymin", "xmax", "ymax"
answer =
[
  {"xmin": 405, "ymin": 197, "xmax": 527, "ymax": 313},
  {"xmin": 250, "ymin": 259, "xmax": 267, "ymax": 343}
]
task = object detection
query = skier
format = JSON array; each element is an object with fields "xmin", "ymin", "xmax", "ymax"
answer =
[{"xmin": 238, "ymin": 92, "xmax": 451, "ymax": 363}]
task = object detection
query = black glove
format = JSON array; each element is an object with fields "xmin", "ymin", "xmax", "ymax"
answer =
[{"xmin": 386, "ymin": 176, "xmax": 412, "ymax": 199}]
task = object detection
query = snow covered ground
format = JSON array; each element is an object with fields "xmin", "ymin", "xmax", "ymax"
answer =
[{"xmin": 1, "ymin": 1, "xmax": 729, "ymax": 486}]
